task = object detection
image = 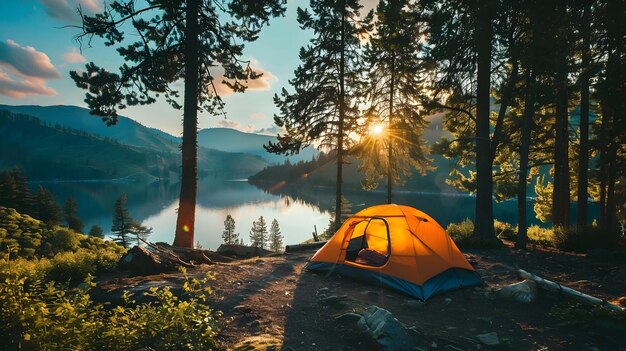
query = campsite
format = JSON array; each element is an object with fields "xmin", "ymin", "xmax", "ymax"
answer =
[{"xmin": 95, "ymin": 237, "xmax": 626, "ymax": 350}]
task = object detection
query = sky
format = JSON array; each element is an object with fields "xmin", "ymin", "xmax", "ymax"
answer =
[{"xmin": 0, "ymin": 0, "xmax": 376, "ymax": 136}]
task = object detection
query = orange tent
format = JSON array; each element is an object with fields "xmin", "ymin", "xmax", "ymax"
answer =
[{"xmin": 306, "ymin": 204, "xmax": 481, "ymax": 300}]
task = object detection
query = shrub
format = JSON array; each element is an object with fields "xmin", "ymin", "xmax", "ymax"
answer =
[
  {"xmin": 447, "ymin": 219, "xmax": 475, "ymax": 247},
  {"xmin": 527, "ymin": 225, "xmax": 554, "ymax": 246},
  {"xmin": 0, "ymin": 265, "xmax": 218, "ymax": 351},
  {"xmin": 494, "ymin": 220, "xmax": 517, "ymax": 241},
  {"xmin": 552, "ymin": 225, "xmax": 606, "ymax": 252},
  {"xmin": 43, "ymin": 227, "xmax": 80, "ymax": 255}
]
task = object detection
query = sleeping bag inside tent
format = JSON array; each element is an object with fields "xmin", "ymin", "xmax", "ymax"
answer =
[{"xmin": 305, "ymin": 204, "xmax": 481, "ymax": 300}]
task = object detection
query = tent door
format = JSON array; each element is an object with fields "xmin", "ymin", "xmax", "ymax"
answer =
[{"xmin": 344, "ymin": 217, "xmax": 391, "ymax": 267}]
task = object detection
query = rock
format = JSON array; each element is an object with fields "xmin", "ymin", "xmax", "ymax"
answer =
[
  {"xmin": 476, "ymin": 332, "xmax": 500, "ymax": 346},
  {"xmin": 357, "ymin": 306, "xmax": 418, "ymax": 351},
  {"xmin": 444, "ymin": 298, "xmax": 452, "ymax": 303},
  {"xmin": 335, "ymin": 312, "xmax": 362, "ymax": 324},
  {"xmin": 119, "ymin": 245, "xmax": 178, "ymax": 275},
  {"xmin": 498, "ymin": 279, "xmax": 538, "ymax": 304},
  {"xmin": 216, "ymin": 244, "xmax": 273, "ymax": 258}
]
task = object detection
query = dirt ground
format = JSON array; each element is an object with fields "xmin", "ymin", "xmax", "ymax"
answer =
[{"xmin": 97, "ymin": 243, "xmax": 626, "ymax": 351}]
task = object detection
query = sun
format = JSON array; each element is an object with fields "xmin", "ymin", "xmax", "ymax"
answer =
[{"xmin": 370, "ymin": 124, "xmax": 385, "ymax": 136}]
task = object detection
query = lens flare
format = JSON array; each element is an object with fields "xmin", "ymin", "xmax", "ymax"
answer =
[
  {"xmin": 183, "ymin": 224, "xmax": 190, "ymax": 232},
  {"xmin": 370, "ymin": 124, "xmax": 385, "ymax": 136}
]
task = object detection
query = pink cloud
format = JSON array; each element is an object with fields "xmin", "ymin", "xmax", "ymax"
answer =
[
  {"xmin": 0, "ymin": 40, "xmax": 60, "ymax": 98},
  {"xmin": 63, "ymin": 48, "xmax": 87, "ymax": 63},
  {"xmin": 212, "ymin": 64, "xmax": 278, "ymax": 97},
  {"xmin": 0, "ymin": 40, "xmax": 60, "ymax": 79},
  {"xmin": 0, "ymin": 68, "xmax": 57, "ymax": 98}
]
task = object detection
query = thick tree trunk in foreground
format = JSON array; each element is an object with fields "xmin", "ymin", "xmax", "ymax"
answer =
[
  {"xmin": 174, "ymin": 0, "xmax": 200, "ymax": 248},
  {"xmin": 473, "ymin": 0, "xmax": 496, "ymax": 241}
]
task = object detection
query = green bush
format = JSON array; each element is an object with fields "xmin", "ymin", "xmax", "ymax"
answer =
[
  {"xmin": 527, "ymin": 225, "xmax": 555, "ymax": 246},
  {"xmin": 447, "ymin": 219, "xmax": 475, "ymax": 247},
  {"xmin": 43, "ymin": 227, "xmax": 80, "ymax": 255},
  {"xmin": 0, "ymin": 264, "xmax": 218, "ymax": 351},
  {"xmin": 552, "ymin": 225, "xmax": 606, "ymax": 252},
  {"xmin": 494, "ymin": 220, "xmax": 517, "ymax": 241}
]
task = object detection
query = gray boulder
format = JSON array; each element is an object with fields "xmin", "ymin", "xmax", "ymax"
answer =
[
  {"xmin": 357, "ymin": 306, "xmax": 417, "ymax": 351},
  {"xmin": 498, "ymin": 279, "xmax": 538, "ymax": 304}
]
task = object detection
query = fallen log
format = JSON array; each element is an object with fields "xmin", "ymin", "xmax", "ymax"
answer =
[
  {"xmin": 518, "ymin": 269, "xmax": 624, "ymax": 312},
  {"xmin": 285, "ymin": 240, "xmax": 327, "ymax": 253}
]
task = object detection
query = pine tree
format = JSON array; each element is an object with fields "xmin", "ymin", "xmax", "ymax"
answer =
[
  {"xmin": 111, "ymin": 193, "xmax": 134, "ymax": 249},
  {"xmin": 34, "ymin": 186, "xmax": 62, "ymax": 226},
  {"xmin": 356, "ymin": 0, "xmax": 431, "ymax": 201},
  {"xmin": 249, "ymin": 216, "xmax": 268, "ymax": 249},
  {"xmin": 64, "ymin": 196, "xmax": 84, "ymax": 233},
  {"xmin": 269, "ymin": 219, "xmax": 283, "ymax": 252},
  {"xmin": 222, "ymin": 214, "xmax": 238, "ymax": 244},
  {"xmin": 70, "ymin": 0, "xmax": 286, "ymax": 248},
  {"xmin": 131, "ymin": 222, "xmax": 153, "ymax": 247},
  {"xmin": 88, "ymin": 225, "xmax": 104, "ymax": 239},
  {"xmin": 266, "ymin": 0, "xmax": 370, "ymax": 231}
]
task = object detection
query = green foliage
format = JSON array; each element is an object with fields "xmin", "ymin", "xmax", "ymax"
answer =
[
  {"xmin": 526, "ymin": 226, "xmax": 555, "ymax": 246},
  {"xmin": 88, "ymin": 224, "xmax": 104, "ymax": 238},
  {"xmin": 34, "ymin": 185, "xmax": 62, "ymax": 226},
  {"xmin": 269, "ymin": 218, "xmax": 283, "ymax": 252},
  {"xmin": 0, "ymin": 207, "xmax": 124, "ymax": 283},
  {"xmin": 494, "ymin": 220, "xmax": 517, "ymax": 241},
  {"xmin": 63, "ymin": 196, "xmax": 84, "ymax": 233},
  {"xmin": 0, "ymin": 264, "xmax": 218, "ymax": 351},
  {"xmin": 249, "ymin": 216, "xmax": 269, "ymax": 249},
  {"xmin": 222, "ymin": 214, "xmax": 238, "ymax": 245},
  {"xmin": 534, "ymin": 174, "xmax": 553, "ymax": 223},
  {"xmin": 447, "ymin": 219, "xmax": 502, "ymax": 248}
]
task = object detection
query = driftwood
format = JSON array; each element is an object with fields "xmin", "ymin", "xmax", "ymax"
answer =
[
  {"xmin": 518, "ymin": 269, "xmax": 624, "ymax": 312},
  {"xmin": 285, "ymin": 240, "xmax": 327, "ymax": 253}
]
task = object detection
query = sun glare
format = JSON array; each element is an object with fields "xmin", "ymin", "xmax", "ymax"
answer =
[{"xmin": 370, "ymin": 124, "xmax": 385, "ymax": 136}]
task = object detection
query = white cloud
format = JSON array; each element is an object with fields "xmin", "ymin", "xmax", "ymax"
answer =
[
  {"xmin": 63, "ymin": 48, "xmax": 87, "ymax": 63},
  {"xmin": 0, "ymin": 40, "xmax": 60, "ymax": 98},
  {"xmin": 39, "ymin": 0, "xmax": 102, "ymax": 22},
  {"xmin": 254, "ymin": 126, "xmax": 284, "ymax": 136}
]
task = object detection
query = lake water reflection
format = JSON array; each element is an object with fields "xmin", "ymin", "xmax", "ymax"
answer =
[{"xmin": 40, "ymin": 178, "xmax": 598, "ymax": 250}]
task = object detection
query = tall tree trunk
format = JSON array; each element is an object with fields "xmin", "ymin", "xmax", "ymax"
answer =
[
  {"xmin": 606, "ymin": 143, "xmax": 618, "ymax": 241},
  {"xmin": 473, "ymin": 0, "xmax": 496, "ymax": 241},
  {"xmin": 173, "ymin": 0, "xmax": 199, "ymax": 248},
  {"xmin": 516, "ymin": 69, "xmax": 535, "ymax": 249},
  {"xmin": 552, "ymin": 2, "xmax": 570, "ymax": 228},
  {"xmin": 334, "ymin": 3, "xmax": 346, "ymax": 231},
  {"xmin": 598, "ymin": 102, "xmax": 608, "ymax": 228},
  {"xmin": 387, "ymin": 54, "xmax": 396, "ymax": 204},
  {"xmin": 577, "ymin": 1, "xmax": 591, "ymax": 228}
]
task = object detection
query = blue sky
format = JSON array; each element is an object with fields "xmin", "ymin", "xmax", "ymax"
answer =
[{"xmin": 0, "ymin": 0, "xmax": 328, "ymax": 136}]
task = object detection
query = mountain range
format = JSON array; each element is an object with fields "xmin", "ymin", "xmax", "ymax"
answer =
[{"xmin": 0, "ymin": 104, "xmax": 311, "ymax": 180}]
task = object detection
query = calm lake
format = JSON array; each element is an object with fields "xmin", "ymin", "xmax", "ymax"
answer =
[{"xmin": 39, "ymin": 178, "xmax": 598, "ymax": 249}]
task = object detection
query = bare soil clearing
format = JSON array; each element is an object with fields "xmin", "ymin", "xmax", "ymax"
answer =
[{"xmin": 96, "ymin": 243, "xmax": 626, "ymax": 350}]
